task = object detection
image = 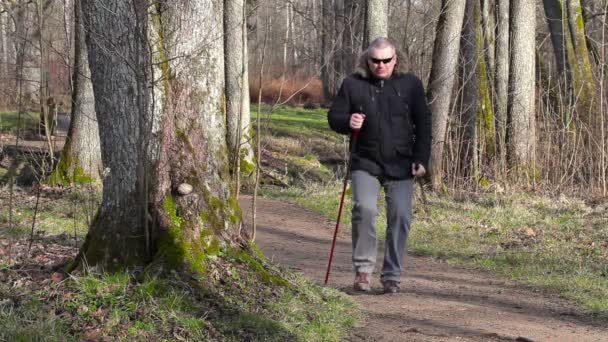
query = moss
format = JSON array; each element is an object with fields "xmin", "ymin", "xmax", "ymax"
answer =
[
  {"xmin": 227, "ymin": 248, "xmax": 289, "ymax": 286},
  {"xmin": 47, "ymin": 153, "xmax": 95, "ymax": 186},
  {"xmin": 151, "ymin": 2, "xmax": 172, "ymax": 98},
  {"xmin": 200, "ymin": 194, "xmax": 242, "ymax": 231},
  {"xmin": 159, "ymin": 196, "xmax": 206, "ymax": 274},
  {"xmin": 474, "ymin": 2, "xmax": 495, "ymax": 159},
  {"xmin": 240, "ymin": 150, "xmax": 255, "ymax": 175}
]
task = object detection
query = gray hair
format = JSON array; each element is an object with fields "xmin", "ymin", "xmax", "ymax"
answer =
[{"xmin": 355, "ymin": 37, "xmax": 407, "ymax": 79}]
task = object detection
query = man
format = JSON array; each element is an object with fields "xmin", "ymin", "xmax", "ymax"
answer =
[{"xmin": 327, "ymin": 37, "xmax": 432, "ymax": 294}]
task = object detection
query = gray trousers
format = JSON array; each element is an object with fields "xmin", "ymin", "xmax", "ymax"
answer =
[{"xmin": 351, "ymin": 170, "xmax": 414, "ymax": 282}]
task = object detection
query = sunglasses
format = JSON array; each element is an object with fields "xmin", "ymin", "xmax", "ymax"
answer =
[{"xmin": 369, "ymin": 56, "xmax": 394, "ymax": 65}]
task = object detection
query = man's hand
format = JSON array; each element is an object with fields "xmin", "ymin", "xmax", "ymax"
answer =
[
  {"xmin": 412, "ymin": 163, "xmax": 426, "ymax": 177},
  {"xmin": 350, "ymin": 113, "xmax": 366, "ymax": 130}
]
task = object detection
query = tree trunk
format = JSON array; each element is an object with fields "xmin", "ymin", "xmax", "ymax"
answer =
[
  {"xmin": 49, "ymin": 0, "xmax": 102, "ymax": 185},
  {"xmin": 75, "ymin": 0, "xmax": 239, "ymax": 272},
  {"xmin": 477, "ymin": 2, "xmax": 495, "ymax": 163},
  {"xmin": 507, "ymin": 0, "xmax": 536, "ymax": 177},
  {"xmin": 225, "ymin": 0, "xmax": 254, "ymax": 187},
  {"xmin": 14, "ymin": 0, "xmax": 41, "ymax": 106},
  {"xmin": 427, "ymin": 0, "xmax": 466, "ymax": 191},
  {"xmin": 459, "ymin": 0, "xmax": 479, "ymax": 182},
  {"xmin": 321, "ymin": 0, "xmax": 334, "ymax": 103},
  {"xmin": 333, "ymin": 0, "xmax": 344, "ymax": 88},
  {"xmin": 494, "ymin": 0, "xmax": 509, "ymax": 176},
  {"xmin": 0, "ymin": 12, "xmax": 8, "ymax": 84},
  {"xmin": 543, "ymin": 0, "xmax": 571, "ymax": 79},
  {"xmin": 342, "ymin": 0, "xmax": 363, "ymax": 74},
  {"xmin": 566, "ymin": 0, "xmax": 596, "ymax": 116},
  {"xmin": 365, "ymin": 0, "xmax": 388, "ymax": 43},
  {"xmin": 480, "ymin": 0, "xmax": 495, "ymax": 83}
]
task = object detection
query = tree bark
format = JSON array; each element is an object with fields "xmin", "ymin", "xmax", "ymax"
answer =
[
  {"xmin": 427, "ymin": 0, "xmax": 466, "ymax": 191},
  {"xmin": 225, "ymin": 0, "xmax": 254, "ymax": 186},
  {"xmin": 342, "ymin": 0, "xmax": 363, "ymax": 74},
  {"xmin": 0, "ymin": 12, "xmax": 8, "ymax": 83},
  {"xmin": 75, "ymin": 0, "xmax": 239, "ymax": 271},
  {"xmin": 459, "ymin": 0, "xmax": 479, "ymax": 181},
  {"xmin": 507, "ymin": 0, "xmax": 536, "ymax": 176},
  {"xmin": 49, "ymin": 0, "xmax": 102, "ymax": 185},
  {"xmin": 365, "ymin": 0, "xmax": 388, "ymax": 44},
  {"xmin": 321, "ymin": 0, "xmax": 334, "ymax": 102},
  {"xmin": 543, "ymin": 0, "xmax": 571, "ymax": 79},
  {"xmin": 480, "ymin": 0, "xmax": 495, "ymax": 83},
  {"xmin": 566, "ymin": 0, "xmax": 596, "ymax": 116},
  {"xmin": 333, "ymin": 0, "xmax": 344, "ymax": 87},
  {"xmin": 14, "ymin": 0, "xmax": 41, "ymax": 106},
  {"xmin": 494, "ymin": 0, "xmax": 509, "ymax": 175}
]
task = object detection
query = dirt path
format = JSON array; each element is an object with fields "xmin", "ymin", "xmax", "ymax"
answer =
[{"xmin": 241, "ymin": 195, "xmax": 608, "ymax": 342}]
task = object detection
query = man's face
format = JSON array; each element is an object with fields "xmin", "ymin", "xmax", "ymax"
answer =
[{"xmin": 367, "ymin": 46, "xmax": 396, "ymax": 80}]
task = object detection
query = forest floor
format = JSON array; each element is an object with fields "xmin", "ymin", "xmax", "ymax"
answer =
[{"xmin": 243, "ymin": 195, "xmax": 608, "ymax": 341}]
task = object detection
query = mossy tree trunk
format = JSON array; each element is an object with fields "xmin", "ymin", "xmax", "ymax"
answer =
[
  {"xmin": 225, "ymin": 0, "xmax": 254, "ymax": 191},
  {"xmin": 427, "ymin": 0, "xmax": 466, "ymax": 191},
  {"xmin": 507, "ymin": 0, "xmax": 536, "ymax": 178},
  {"xmin": 494, "ymin": 0, "xmax": 509, "ymax": 176},
  {"xmin": 49, "ymin": 0, "xmax": 101, "ymax": 186},
  {"xmin": 543, "ymin": 0, "xmax": 571, "ymax": 82},
  {"xmin": 480, "ymin": 0, "xmax": 495, "ymax": 84},
  {"xmin": 75, "ymin": 0, "xmax": 240, "ymax": 272},
  {"xmin": 565, "ymin": 0, "xmax": 597, "ymax": 117},
  {"xmin": 476, "ymin": 2, "xmax": 495, "ymax": 168},
  {"xmin": 459, "ymin": 0, "xmax": 479, "ymax": 182}
]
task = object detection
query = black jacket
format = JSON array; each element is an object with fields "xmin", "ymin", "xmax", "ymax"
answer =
[{"xmin": 328, "ymin": 72, "xmax": 432, "ymax": 180}]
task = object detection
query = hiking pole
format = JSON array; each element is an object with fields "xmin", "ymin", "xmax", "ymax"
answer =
[{"xmin": 324, "ymin": 128, "xmax": 360, "ymax": 285}]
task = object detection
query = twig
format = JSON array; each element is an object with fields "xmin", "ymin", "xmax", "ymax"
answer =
[{"xmin": 27, "ymin": 179, "xmax": 42, "ymax": 255}]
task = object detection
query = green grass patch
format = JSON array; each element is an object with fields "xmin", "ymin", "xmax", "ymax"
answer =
[
  {"xmin": 0, "ymin": 111, "xmax": 38, "ymax": 134},
  {"xmin": 253, "ymin": 105, "xmax": 340, "ymax": 142},
  {"xmin": 0, "ymin": 189, "xmax": 100, "ymax": 240}
]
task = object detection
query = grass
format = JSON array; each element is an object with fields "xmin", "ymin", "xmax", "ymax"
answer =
[
  {"xmin": 0, "ymin": 247, "xmax": 358, "ymax": 341},
  {"xmin": 0, "ymin": 111, "xmax": 38, "ymax": 134},
  {"xmin": 410, "ymin": 192, "xmax": 608, "ymax": 316},
  {"xmin": 0, "ymin": 188, "xmax": 99, "ymax": 241},
  {"xmin": 258, "ymin": 105, "xmax": 608, "ymax": 318},
  {"xmin": 252, "ymin": 105, "xmax": 347, "ymax": 186}
]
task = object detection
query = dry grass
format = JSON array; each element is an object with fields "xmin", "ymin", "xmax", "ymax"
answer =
[{"xmin": 250, "ymin": 77, "xmax": 324, "ymax": 107}]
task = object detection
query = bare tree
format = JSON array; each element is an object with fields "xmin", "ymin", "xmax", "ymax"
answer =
[
  {"xmin": 225, "ymin": 0, "xmax": 254, "ymax": 193},
  {"xmin": 427, "ymin": 0, "xmax": 466, "ymax": 191},
  {"xmin": 507, "ymin": 0, "xmax": 536, "ymax": 178},
  {"xmin": 321, "ymin": 0, "xmax": 335, "ymax": 102},
  {"xmin": 458, "ymin": 0, "xmax": 479, "ymax": 182},
  {"xmin": 48, "ymin": 0, "xmax": 101, "ymax": 185},
  {"xmin": 543, "ymin": 0, "xmax": 571, "ymax": 80},
  {"xmin": 494, "ymin": 0, "xmax": 509, "ymax": 175},
  {"xmin": 12, "ymin": 0, "xmax": 41, "ymax": 106},
  {"xmin": 342, "ymin": 0, "xmax": 363, "ymax": 74}
]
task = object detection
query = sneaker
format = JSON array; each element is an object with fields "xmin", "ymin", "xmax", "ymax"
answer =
[
  {"xmin": 382, "ymin": 280, "xmax": 399, "ymax": 294},
  {"xmin": 353, "ymin": 272, "xmax": 371, "ymax": 292}
]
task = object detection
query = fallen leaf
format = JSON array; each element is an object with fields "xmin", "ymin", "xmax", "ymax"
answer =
[{"xmin": 51, "ymin": 272, "xmax": 65, "ymax": 283}]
